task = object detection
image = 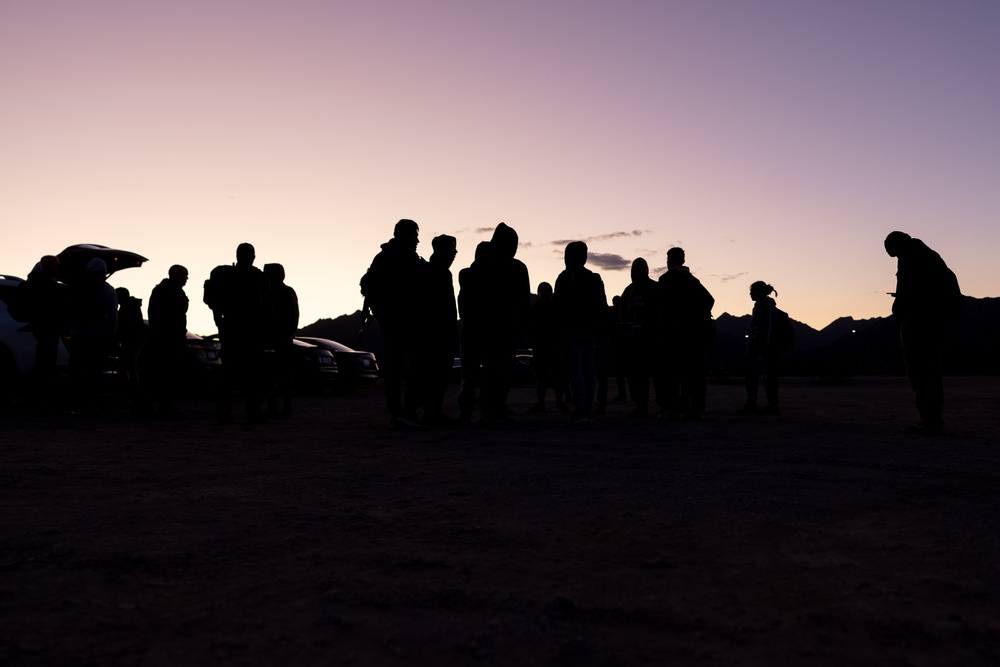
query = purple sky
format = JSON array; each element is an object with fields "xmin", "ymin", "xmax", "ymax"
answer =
[{"xmin": 3, "ymin": 1, "xmax": 998, "ymax": 334}]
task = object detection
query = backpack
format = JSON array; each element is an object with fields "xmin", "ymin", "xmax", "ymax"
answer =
[
  {"xmin": 203, "ymin": 265, "xmax": 235, "ymax": 313},
  {"xmin": 772, "ymin": 307, "xmax": 794, "ymax": 351}
]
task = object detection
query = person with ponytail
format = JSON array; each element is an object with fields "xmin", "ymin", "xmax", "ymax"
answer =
[{"xmin": 738, "ymin": 281, "xmax": 781, "ymax": 416}]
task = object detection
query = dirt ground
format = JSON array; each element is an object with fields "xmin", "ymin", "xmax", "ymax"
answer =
[{"xmin": 1, "ymin": 377, "xmax": 998, "ymax": 666}]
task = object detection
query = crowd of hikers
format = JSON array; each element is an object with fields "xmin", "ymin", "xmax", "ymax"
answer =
[
  {"xmin": 8, "ymin": 223, "xmax": 961, "ymax": 434},
  {"xmin": 360, "ymin": 219, "xmax": 792, "ymax": 429}
]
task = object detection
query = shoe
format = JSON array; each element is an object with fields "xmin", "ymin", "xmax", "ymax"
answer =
[
  {"xmin": 567, "ymin": 414, "xmax": 592, "ymax": 426},
  {"xmin": 903, "ymin": 422, "xmax": 943, "ymax": 434},
  {"xmin": 685, "ymin": 410, "xmax": 705, "ymax": 421},
  {"xmin": 758, "ymin": 405, "xmax": 780, "ymax": 416},
  {"xmin": 736, "ymin": 404, "xmax": 758, "ymax": 416},
  {"xmin": 628, "ymin": 407, "xmax": 649, "ymax": 418}
]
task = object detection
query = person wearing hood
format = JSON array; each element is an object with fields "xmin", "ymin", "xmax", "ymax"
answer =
[
  {"xmin": 884, "ymin": 231, "xmax": 962, "ymax": 433},
  {"xmin": 658, "ymin": 247, "xmax": 714, "ymax": 420},
  {"xmin": 471, "ymin": 223, "xmax": 531, "ymax": 425},
  {"xmin": 554, "ymin": 241, "xmax": 608, "ymax": 424},
  {"xmin": 738, "ymin": 281, "xmax": 781, "ymax": 416},
  {"xmin": 620, "ymin": 258, "xmax": 661, "ymax": 417},
  {"xmin": 361, "ymin": 219, "xmax": 427, "ymax": 428},
  {"xmin": 146, "ymin": 265, "xmax": 189, "ymax": 417},
  {"xmin": 67, "ymin": 257, "xmax": 118, "ymax": 412}
]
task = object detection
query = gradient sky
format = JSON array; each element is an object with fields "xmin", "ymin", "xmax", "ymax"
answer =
[{"xmin": 3, "ymin": 1, "xmax": 998, "ymax": 337}]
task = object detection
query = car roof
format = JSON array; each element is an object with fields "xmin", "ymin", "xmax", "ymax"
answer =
[{"xmin": 297, "ymin": 337, "xmax": 356, "ymax": 353}]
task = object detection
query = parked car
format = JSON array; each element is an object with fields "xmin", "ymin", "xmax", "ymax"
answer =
[
  {"xmin": 288, "ymin": 338, "xmax": 339, "ymax": 393},
  {"xmin": 296, "ymin": 337, "xmax": 379, "ymax": 390},
  {"xmin": 202, "ymin": 335, "xmax": 339, "ymax": 394}
]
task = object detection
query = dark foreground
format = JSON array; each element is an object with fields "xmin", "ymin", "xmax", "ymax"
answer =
[{"xmin": 1, "ymin": 378, "xmax": 998, "ymax": 666}]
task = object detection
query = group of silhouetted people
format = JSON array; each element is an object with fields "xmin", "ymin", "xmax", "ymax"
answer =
[
  {"xmin": 12, "ymin": 243, "xmax": 300, "ymax": 424},
  {"xmin": 362, "ymin": 220, "xmax": 962, "ymax": 433},
  {"xmin": 9, "ymin": 227, "xmax": 960, "ymax": 434}
]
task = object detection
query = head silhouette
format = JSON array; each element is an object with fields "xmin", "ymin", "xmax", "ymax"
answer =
[
  {"xmin": 168, "ymin": 264, "xmax": 189, "ymax": 287},
  {"xmin": 884, "ymin": 231, "xmax": 912, "ymax": 258},
  {"xmin": 236, "ymin": 243, "xmax": 256, "ymax": 266},
  {"xmin": 564, "ymin": 241, "xmax": 588, "ymax": 269},
  {"xmin": 630, "ymin": 257, "xmax": 649, "ymax": 283},
  {"xmin": 749, "ymin": 281, "xmax": 775, "ymax": 301},
  {"xmin": 394, "ymin": 219, "xmax": 419, "ymax": 250},
  {"xmin": 263, "ymin": 263, "xmax": 285, "ymax": 283},
  {"xmin": 537, "ymin": 282, "xmax": 553, "ymax": 300},
  {"xmin": 667, "ymin": 247, "xmax": 685, "ymax": 269},
  {"xmin": 39, "ymin": 255, "xmax": 60, "ymax": 277},
  {"xmin": 431, "ymin": 234, "xmax": 458, "ymax": 269},
  {"xmin": 491, "ymin": 223, "xmax": 519, "ymax": 260}
]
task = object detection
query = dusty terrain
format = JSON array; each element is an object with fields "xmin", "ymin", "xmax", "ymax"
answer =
[{"xmin": 1, "ymin": 377, "xmax": 998, "ymax": 666}]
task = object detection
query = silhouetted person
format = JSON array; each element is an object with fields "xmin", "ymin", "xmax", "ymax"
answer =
[
  {"xmin": 620, "ymin": 258, "xmax": 661, "ymax": 417},
  {"xmin": 456, "ymin": 241, "xmax": 491, "ymax": 423},
  {"xmin": 554, "ymin": 241, "xmax": 608, "ymax": 424},
  {"xmin": 115, "ymin": 287, "xmax": 145, "ymax": 396},
  {"xmin": 23, "ymin": 255, "xmax": 67, "ymax": 410},
  {"xmin": 658, "ymin": 247, "xmax": 714, "ymax": 420},
  {"xmin": 361, "ymin": 219, "xmax": 427, "ymax": 428},
  {"xmin": 472, "ymin": 223, "xmax": 531, "ymax": 425},
  {"xmin": 206, "ymin": 243, "xmax": 271, "ymax": 424},
  {"xmin": 738, "ymin": 281, "xmax": 781, "ymax": 416},
  {"xmin": 609, "ymin": 295, "xmax": 628, "ymax": 403},
  {"xmin": 884, "ymin": 231, "xmax": 962, "ymax": 433},
  {"xmin": 145, "ymin": 265, "xmax": 189, "ymax": 418},
  {"xmin": 263, "ymin": 263, "xmax": 299, "ymax": 419},
  {"xmin": 415, "ymin": 235, "xmax": 459, "ymax": 425},
  {"xmin": 528, "ymin": 282, "xmax": 568, "ymax": 413},
  {"xmin": 67, "ymin": 258, "xmax": 118, "ymax": 413}
]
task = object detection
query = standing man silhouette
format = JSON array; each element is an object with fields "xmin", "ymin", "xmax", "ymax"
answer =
[
  {"xmin": 361, "ymin": 219, "xmax": 427, "ymax": 429},
  {"xmin": 554, "ymin": 241, "xmax": 608, "ymax": 424},
  {"xmin": 884, "ymin": 231, "xmax": 961, "ymax": 434},
  {"xmin": 206, "ymin": 243, "xmax": 271, "ymax": 424},
  {"xmin": 146, "ymin": 264, "xmax": 189, "ymax": 418},
  {"xmin": 658, "ymin": 247, "xmax": 714, "ymax": 420}
]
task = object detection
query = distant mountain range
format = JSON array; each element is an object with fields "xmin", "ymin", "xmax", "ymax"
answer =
[{"xmin": 299, "ymin": 296, "xmax": 1000, "ymax": 377}]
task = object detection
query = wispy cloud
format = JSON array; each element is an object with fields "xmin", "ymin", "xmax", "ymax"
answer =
[
  {"xmin": 550, "ymin": 229, "xmax": 651, "ymax": 246},
  {"xmin": 587, "ymin": 253, "xmax": 632, "ymax": 271},
  {"xmin": 713, "ymin": 272, "xmax": 748, "ymax": 283}
]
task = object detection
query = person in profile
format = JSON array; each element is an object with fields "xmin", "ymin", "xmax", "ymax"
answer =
[
  {"xmin": 360, "ymin": 219, "xmax": 427, "ymax": 429},
  {"xmin": 420, "ymin": 234, "xmax": 459, "ymax": 426},
  {"xmin": 205, "ymin": 243, "xmax": 271, "ymax": 425},
  {"xmin": 456, "ymin": 241, "xmax": 491, "ymax": 423},
  {"xmin": 67, "ymin": 258, "xmax": 118, "ymax": 413},
  {"xmin": 21, "ymin": 255, "xmax": 67, "ymax": 410},
  {"xmin": 263, "ymin": 263, "xmax": 299, "ymax": 419},
  {"xmin": 527, "ymin": 281, "xmax": 569, "ymax": 413},
  {"xmin": 114, "ymin": 287, "xmax": 145, "ymax": 396},
  {"xmin": 738, "ymin": 281, "xmax": 781, "ymax": 416},
  {"xmin": 884, "ymin": 231, "xmax": 962, "ymax": 434},
  {"xmin": 554, "ymin": 241, "xmax": 608, "ymax": 424},
  {"xmin": 620, "ymin": 258, "xmax": 661, "ymax": 417},
  {"xmin": 658, "ymin": 247, "xmax": 715, "ymax": 420},
  {"xmin": 474, "ymin": 223, "xmax": 531, "ymax": 425},
  {"xmin": 145, "ymin": 264, "xmax": 189, "ymax": 418}
]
